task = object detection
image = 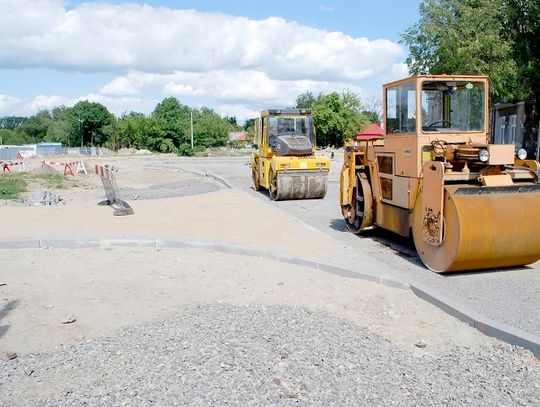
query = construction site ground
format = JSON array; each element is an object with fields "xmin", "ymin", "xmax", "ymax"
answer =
[{"xmin": 0, "ymin": 153, "xmax": 539, "ymax": 405}]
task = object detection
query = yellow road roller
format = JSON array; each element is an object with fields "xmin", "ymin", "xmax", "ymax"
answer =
[
  {"xmin": 251, "ymin": 109, "xmax": 330, "ymax": 200},
  {"xmin": 340, "ymin": 75, "xmax": 540, "ymax": 272}
]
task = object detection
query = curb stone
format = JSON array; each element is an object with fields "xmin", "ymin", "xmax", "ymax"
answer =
[
  {"xmin": 180, "ymin": 167, "xmax": 540, "ymax": 357},
  {"xmin": 1, "ymin": 237, "xmax": 539, "ymax": 356}
]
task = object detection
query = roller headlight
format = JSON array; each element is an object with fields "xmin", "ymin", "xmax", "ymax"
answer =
[
  {"xmin": 517, "ymin": 148, "xmax": 527, "ymax": 160},
  {"xmin": 478, "ymin": 149, "xmax": 489, "ymax": 162}
]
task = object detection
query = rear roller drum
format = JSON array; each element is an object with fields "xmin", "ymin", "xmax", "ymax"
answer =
[
  {"xmin": 269, "ymin": 170, "xmax": 279, "ymax": 200},
  {"xmin": 251, "ymin": 164, "xmax": 261, "ymax": 191},
  {"xmin": 343, "ymin": 173, "xmax": 373, "ymax": 234}
]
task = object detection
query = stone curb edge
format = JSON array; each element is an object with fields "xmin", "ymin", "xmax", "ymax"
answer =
[
  {"xmin": 1, "ymin": 237, "xmax": 538, "ymax": 356},
  {"xmin": 0, "ymin": 238, "xmax": 407, "ymax": 289},
  {"xmin": 178, "ymin": 168, "xmax": 234, "ymax": 189},
  {"xmin": 186, "ymin": 167, "xmax": 540, "ymax": 357},
  {"xmin": 410, "ymin": 283, "xmax": 540, "ymax": 357}
]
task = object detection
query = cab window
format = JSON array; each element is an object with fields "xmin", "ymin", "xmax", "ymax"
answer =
[{"xmin": 386, "ymin": 82, "xmax": 416, "ymax": 134}]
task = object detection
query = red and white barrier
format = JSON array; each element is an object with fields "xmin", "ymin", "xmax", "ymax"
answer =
[
  {"xmin": 95, "ymin": 163, "xmax": 113, "ymax": 178},
  {"xmin": 42, "ymin": 160, "xmax": 87, "ymax": 176},
  {"xmin": 95, "ymin": 163, "xmax": 133, "ymax": 216},
  {"xmin": 1, "ymin": 160, "xmax": 26, "ymax": 173}
]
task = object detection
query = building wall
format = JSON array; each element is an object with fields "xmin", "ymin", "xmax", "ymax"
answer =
[{"xmin": 493, "ymin": 101, "xmax": 538, "ymax": 160}]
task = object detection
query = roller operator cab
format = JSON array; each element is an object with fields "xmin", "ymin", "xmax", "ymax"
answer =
[
  {"xmin": 251, "ymin": 109, "xmax": 330, "ymax": 200},
  {"xmin": 340, "ymin": 75, "xmax": 540, "ymax": 272}
]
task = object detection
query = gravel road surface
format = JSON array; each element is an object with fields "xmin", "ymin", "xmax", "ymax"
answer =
[{"xmin": 2, "ymin": 304, "xmax": 538, "ymax": 406}]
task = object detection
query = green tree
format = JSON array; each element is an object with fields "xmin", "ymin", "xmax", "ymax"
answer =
[
  {"xmin": 296, "ymin": 91, "xmax": 368, "ymax": 146},
  {"xmin": 152, "ymin": 97, "xmax": 191, "ymax": 147},
  {"xmin": 47, "ymin": 106, "xmax": 72, "ymax": 144},
  {"xmin": 295, "ymin": 91, "xmax": 321, "ymax": 109},
  {"xmin": 243, "ymin": 118, "xmax": 255, "ymax": 143},
  {"xmin": 505, "ymin": 0, "xmax": 540, "ymax": 102},
  {"xmin": 505, "ymin": 0, "xmax": 540, "ymax": 154},
  {"xmin": 226, "ymin": 116, "xmax": 239, "ymax": 129},
  {"xmin": 114, "ymin": 113, "xmax": 171, "ymax": 152},
  {"xmin": 243, "ymin": 118, "xmax": 255, "ymax": 131},
  {"xmin": 70, "ymin": 101, "xmax": 114, "ymax": 147},
  {"xmin": 0, "ymin": 128, "xmax": 23, "ymax": 145},
  {"xmin": 0, "ymin": 116, "xmax": 27, "ymax": 130},
  {"xmin": 193, "ymin": 107, "xmax": 233, "ymax": 148},
  {"xmin": 16, "ymin": 110, "xmax": 52, "ymax": 142},
  {"xmin": 400, "ymin": 0, "xmax": 518, "ymax": 100}
]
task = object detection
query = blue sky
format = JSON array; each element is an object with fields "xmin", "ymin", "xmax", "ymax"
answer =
[{"xmin": 0, "ymin": 0, "xmax": 422, "ymax": 122}]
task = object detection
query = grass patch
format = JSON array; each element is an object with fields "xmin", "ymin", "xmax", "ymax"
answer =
[
  {"xmin": 28, "ymin": 172, "xmax": 66, "ymax": 189},
  {"xmin": 0, "ymin": 173, "xmax": 27, "ymax": 199},
  {"xmin": 0, "ymin": 171, "xmax": 67, "ymax": 200}
]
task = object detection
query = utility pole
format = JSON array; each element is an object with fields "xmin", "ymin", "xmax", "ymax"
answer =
[{"xmin": 190, "ymin": 111, "xmax": 194, "ymax": 149}]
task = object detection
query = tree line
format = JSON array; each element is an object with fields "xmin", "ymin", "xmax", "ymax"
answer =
[
  {"xmin": 0, "ymin": 98, "xmax": 238, "ymax": 156},
  {"xmin": 0, "ymin": 92, "xmax": 381, "ymax": 152}
]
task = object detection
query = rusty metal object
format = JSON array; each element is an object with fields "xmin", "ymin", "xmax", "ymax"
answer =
[{"xmin": 413, "ymin": 185, "xmax": 540, "ymax": 272}]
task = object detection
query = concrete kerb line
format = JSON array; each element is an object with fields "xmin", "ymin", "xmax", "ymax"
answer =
[
  {"xmin": 1, "ymin": 169, "xmax": 539, "ymax": 355},
  {"xmin": 0, "ymin": 238, "xmax": 406, "ymax": 290},
  {"xmin": 175, "ymin": 166, "xmax": 540, "ymax": 357},
  {"xmin": 0, "ymin": 236, "xmax": 539, "ymax": 356},
  {"xmin": 410, "ymin": 283, "xmax": 540, "ymax": 357},
  {"xmin": 178, "ymin": 167, "xmax": 234, "ymax": 189}
]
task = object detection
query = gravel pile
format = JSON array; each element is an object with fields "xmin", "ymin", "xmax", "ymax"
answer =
[
  {"xmin": 121, "ymin": 179, "xmax": 223, "ymax": 200},
  {"xmin": 1, "ymin": 304, "xmax": 539, "ymax": 406}
]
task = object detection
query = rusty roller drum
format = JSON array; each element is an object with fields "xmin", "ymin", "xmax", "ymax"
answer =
[
  {"xmin": 413, "ymin": 185, "xmax": 540, "ymax": 272},
  {"xmin": 271, "ymin": 170, "xmax": 328, "ymax": 200}
]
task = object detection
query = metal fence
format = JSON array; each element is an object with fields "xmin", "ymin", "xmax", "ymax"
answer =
[
  {"xmin": 0, "ymin": 147, "xmax": 22, "ymax": 161},
  {"xmin": 0, "ymin": 146, "xmax": 103, "ymax": 160}
]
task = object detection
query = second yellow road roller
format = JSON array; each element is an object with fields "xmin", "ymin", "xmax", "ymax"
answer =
[
  {"xmin": 251, "ymin": 109, "xmax": 330, "ymax": 200},
  {"xmin": 340, "ymin": 74, "xmax": 540, "ymax": 272}
]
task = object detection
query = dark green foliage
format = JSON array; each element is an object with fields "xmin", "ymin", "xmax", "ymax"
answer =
[
  {"xmin": 152, "ymin": 97, "xmax": 191, "ymax": 147},
  {"xmin": 194, "ymin": 107, "xmax": 234, "ymax": 148},
  {"xmin": 243, "ymin": 118, "xmax": 255, "ymax": 131},
  {"xmin": 227, "ymin": 116, "xmax": 238, "ymax": 128},
  {"xmin": 401, "ymin": 0, "xmax": 539, "ymax": 104},
  {"xmin": 177, "ymin": 144, "xmax": 195, "ymax": 156},
  {"xmin": 0, "ymin": 116, "xmax": 27, "ymax": 130},
  {"xmin": 0, "ymin": 128, "xmax": 31, "ymax": 145},
  {"xmin": 69, "ymin": 101, "xmax": 114, "ymax": 147},
  {"xmin": 295, "ymin": 91, "xmax": 369, "ymax": 146},
  {"xmin": 16, "ymin": 111, "xmax": 51, "ymax": 142},
  {"xmin": 362, "ymin": 111, "xmax": 381, "ymax": 124}
]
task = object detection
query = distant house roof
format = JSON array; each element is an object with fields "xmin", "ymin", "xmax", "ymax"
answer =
[
  {"xmin": 355, "ymin": 122, "xmax": 384, "ymax": 140},
  {"xmin": 229, "ymin": 131, "xmax": 248, "ymax": 141}
]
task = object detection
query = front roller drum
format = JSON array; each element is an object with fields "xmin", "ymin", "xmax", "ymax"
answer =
[
  {"xmin": 271, "ymin": 170, "xmax": 328, "ymax": 200},
  {"xmin": 342, "ymin": 173, "xmax": 373, "ymax": 234},
  {"xmin": 413, "ymin": 187, "xmax": 540, "ymax": 272}
]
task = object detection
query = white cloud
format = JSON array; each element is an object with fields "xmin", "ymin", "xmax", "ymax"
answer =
[
  {"xmin": 0, "ymin": 95, "xmax": 22, "ymax": 114},
  {"xmin": 2, "ymin": 93, "xmax": 154, "ymax": 117},
  {"xmin": 0, "ymin": 0, "xmax": 404, "ymax": 83},
  {"xmin": 0, "ymin": 1, "xmax": 409, "ymax": 121},
  {"xmin": 215, "ymin": 104, "xmax": 261, "ymax": 124},
  {"xmin": 26, "ymin": 95, "xmax": 72, "ymax": 112},
  {"xmin": 100, "ymin": 69, "xmax": 368, "ymax": 108}
]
